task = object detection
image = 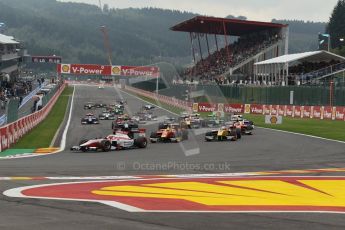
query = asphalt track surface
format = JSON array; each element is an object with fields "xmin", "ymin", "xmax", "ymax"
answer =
[{"xmin": 0, "ymin": 85, "xmax": 345, "ymax": 229}]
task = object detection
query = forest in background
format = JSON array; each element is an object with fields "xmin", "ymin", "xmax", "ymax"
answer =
[{"xmin": 0, "ymin": 0, "xmax": 329, "ymax": 66}]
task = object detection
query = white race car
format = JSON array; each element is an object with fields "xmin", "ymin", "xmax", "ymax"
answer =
[{"xmin": 70, "ymin": 131, "xmax": 147, "ymax": 152}]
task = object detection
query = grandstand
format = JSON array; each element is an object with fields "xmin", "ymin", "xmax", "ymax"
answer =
[
  {"xmin": 254, "ymin": 51, "xmax": 345, "ymax": 85},
  {"xmin": 171, "ymin": 16, "xmax": 289, "ymax": 85}
]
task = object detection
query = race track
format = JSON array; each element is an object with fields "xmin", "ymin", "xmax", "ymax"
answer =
[{"xmin": 1, "ymin": 85, "xmax": 345, "ymax": 230}]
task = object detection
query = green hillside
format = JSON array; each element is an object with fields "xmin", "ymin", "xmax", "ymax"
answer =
[{"xmin": 0, "ymin": 0, "xmax": 328, "ymax": 65}]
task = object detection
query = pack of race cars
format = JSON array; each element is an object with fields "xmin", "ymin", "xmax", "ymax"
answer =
[{"xmin": 71, "ymin": 99, "xmax": 254, "ymax": 152}]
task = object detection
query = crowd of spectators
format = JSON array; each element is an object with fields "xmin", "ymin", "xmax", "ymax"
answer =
[
  {"xmin": 296, "ymin": 61, "xmax": 345, "ymax": 83},
  {"xmin": 0, "ymin": 79, "xmax": 34, "ymax": 112},
  {"xmin": 184, "ymin": 30, "xmax": 282, "ymax": 84}
]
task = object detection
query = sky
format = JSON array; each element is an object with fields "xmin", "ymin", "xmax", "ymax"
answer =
[{"xmin": 59, "ymin": 0, "xmax": 338, "ymax": 22}]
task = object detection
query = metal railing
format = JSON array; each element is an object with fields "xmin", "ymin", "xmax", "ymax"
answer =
[{"xmin": 300, "ymin": 61, "xmax": 345, "ymax": 84}]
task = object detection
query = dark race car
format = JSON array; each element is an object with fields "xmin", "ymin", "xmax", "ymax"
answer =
[
  {"xmin": 81, "ymin": 113, "xmax": 99, "ymax": 124},
  {"xmin": 116, "ymin": 99, "xmax": 127, "ymax": 105},
  {"xmin": 112, "ymin": 121, "xmax": 139, "ymax": 135},
  {"xmin": 84, "ymin": 102, "xmax": 95, "ymax": 110},
  {"xmin": 94, "ymin": 103, "xmax": 107, "ymax": 108}
]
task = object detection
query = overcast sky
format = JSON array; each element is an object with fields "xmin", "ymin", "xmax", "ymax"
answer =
[{"xmin": 59, "ymin": 0, "xmax": 338, "ymax": 22}]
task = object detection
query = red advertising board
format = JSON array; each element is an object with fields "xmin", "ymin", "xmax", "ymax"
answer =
[
  {"xmin": 250, "ymin": 104, "xmax": 263, "ymax": 114},
  {"xmin": 224, "ymin": 104, "xmax": 244, "ymax": 113},
  {"xmin": 335, "ymin": 107, "xmax": 345, "ymax": 121},
  {"xmin": 57, "ymin": 64, "xmax": 159, "ymax": 77},
  {"xmin": 278, "ymin": 105, "xmax": 285, "ymax": 116},
  {"xmin": 121, "ymin": 66, "xmax": 159, "ymax": 77},
  {"xmin": 263, "ymin": 105, "xmax": 271, "ymax": 115},
  {"xmin": 294, "ymin": 106, "xmax": 302, "ymax": 118},
  {"xmin": 58, "ymin": 64, "xmax": 111, "ymax": 75},
  {"xmin": 303, "ymin": 106, "xmax": 312, "ymax": 119},
  {"xmin": 270, "ymin": 105, "xmax": 278, "ymax": 115},
  {"xmin": 0, "ymin": 127, "xmax": 8, "ymax": 152},
  {"xmin": 197, "ymin": 103, "xmax": 217, "ymax": 112},
  {"xmin": 313, "ymin": 106, "xmax": 322, "ymax": 119},
  {"xmin": 323, "ymin": 106, "xmax": 333, "ymax": 120},
  {"xmin": 285, "ymin": 106, "xmax": 294, "ymax": 117}
]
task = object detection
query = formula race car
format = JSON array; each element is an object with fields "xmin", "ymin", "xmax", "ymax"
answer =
[
  {"xmin": 205, "ymin": 126, "xmax": 241, "ymax": 142},
  {"xmin": 113, "ymin": 121, "xmax": 140, "ymax": 135},
  {"xmin": 70, "ymin": 131, "xmax": 147, "ymax": 152},
  {"xmin": 143, "ymin": 104, "xmax": 155, "ymax": 110},
  {"xmin": 204, "ymin": 114, "xmax": 225, "ymax": 128},
  {"xmin": 84, "ymin": 102, "xmax": 95, "ymax": 109},
  {"xmin": 133, "ymin": 111, "xmax": 157, "ymax": 124},
  {"xmin": 227, "ymin": 115, "xmax": 254, "ymax": 135},
  {"xmin": 81, "ymin": 113, "xmax": 99, "ymax": 124},
  {"xmin": 150, "ymin": 123, "xmax": 188, "ymax": 143},
  {"xmin": 94, "ymin": 103, "xmax": 107, "ymax": 108},
  {"xmin": 112, "ymin": 114, "xmax": 131, "ymax": 122},
  {"xmin": 99, "ymin": 110, "xmax": 115, "ymax": 120},
  {"xmin": 179, "ymin": 112, "xmax": 204, "ymax": 129},
  {"xmin": 116, "ymin": 99, "xmax": 127, "ymax": 105}
]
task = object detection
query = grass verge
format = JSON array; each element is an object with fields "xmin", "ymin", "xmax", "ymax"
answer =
[
  {"xmin": 244, "ymin": 114, "xmax": 345, "ymax": 142},
  {"xmin": 12, "ymin": 86, "xmax": 74, "ymax": 149},
  {"xmin": 127, "ymin": 91, "xmax": 345, "ymax": 142}
]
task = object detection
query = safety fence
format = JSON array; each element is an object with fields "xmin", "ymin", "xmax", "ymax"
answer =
[{"xmin": 0, "ymin": 83, "xmax": 67, "ymax": 152}]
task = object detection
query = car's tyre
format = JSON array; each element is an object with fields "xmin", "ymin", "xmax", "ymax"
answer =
[
  {"xmin": 230, "ymin": 130, "xmax": 237, "ymax": 141},
  {"xmin": 134, "ymin": 137, "xmax": 147, "ymax": 148},
  {"xmin": 101, "ymin": 140, "xmax": 111, "ymax": 152},
  {"xmin": 236, "ymin": 128, "xmax": 242, "ymax": 139}
]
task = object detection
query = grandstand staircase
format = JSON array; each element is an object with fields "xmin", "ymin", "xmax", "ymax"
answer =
[
  {"xmin": 228, "ymin": 41, "xmax": 281, "ymax": 75},
  {"xmin": 300, "ymin": 61, "xmax": 345, "ymax": 84}
]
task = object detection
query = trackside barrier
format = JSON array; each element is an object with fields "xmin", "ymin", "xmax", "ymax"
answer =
[
  {"xmin": 194, "ymin": 103, "xmax": 345, "ymax": 121},
  {"xmin": 0, "ymin": 83, "xmax": 67, "ymax": 152},
  {"xmin": 126, "ymin": 86, "xmax": 345, "ymax": 121},
  {"xmin": 124, "ymin": 85, "xmax": 191, "ymax": 111}
]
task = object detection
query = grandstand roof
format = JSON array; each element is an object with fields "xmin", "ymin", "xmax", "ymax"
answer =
[
  {"xmin": 171, "ymin": 16, "xmax": 287, "ymax": 36},
  {"xmin": 0, "ymin": 33, "xmax": 19, "ymax": 44},
  {"xmin": 255, "ymin": 51, "xmax": 345, "ymax": 65}
]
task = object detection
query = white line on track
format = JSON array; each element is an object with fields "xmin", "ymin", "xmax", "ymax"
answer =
[
  {"xmin": 58, "ymin": 85, "xmax": 76, "ymax": 151},
  {"xmin": 258, "ymin": 127, "xmax": 345, "ymax": 144}
]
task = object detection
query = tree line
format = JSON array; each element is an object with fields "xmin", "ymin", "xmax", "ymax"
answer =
[{"xmin": 0, "ymin": 0, "xmax": 332, "ymax": 66}]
